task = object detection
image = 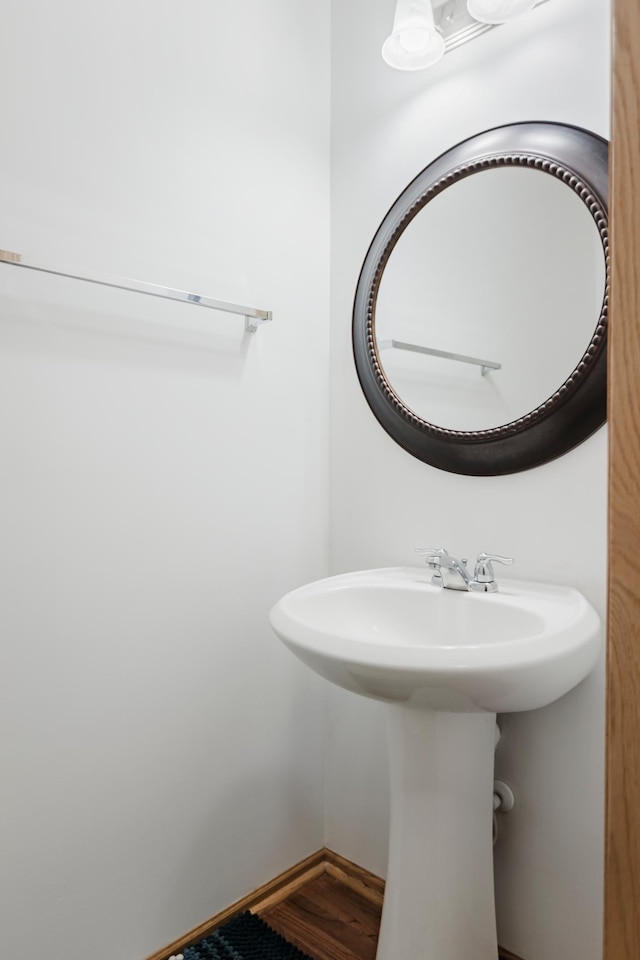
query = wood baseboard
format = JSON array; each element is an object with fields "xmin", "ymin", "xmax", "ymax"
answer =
[
  {"xmin": 320, "ymin": 848, "xmax": 385, "ymax": 907},
  {"xmin": 145, "ymin": 846, "xmax": 524, "ymax": 960},
  {"xmin": 144, "ymin": 849, "xmax": 327, "ymax": 960}
]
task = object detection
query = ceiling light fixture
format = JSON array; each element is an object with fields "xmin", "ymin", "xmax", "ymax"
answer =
[
  {"xmin": 382, "ymin": 0, "xmax": 446, "ymax": 71},
  {"xmin": 466, "ymin": 0, "xmax": 537, "ymax": 24}
]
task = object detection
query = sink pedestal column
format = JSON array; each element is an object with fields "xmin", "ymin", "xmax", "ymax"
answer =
[{"xmin": 376, "ymin": 706, "xmax": 498, "ymax": 960}]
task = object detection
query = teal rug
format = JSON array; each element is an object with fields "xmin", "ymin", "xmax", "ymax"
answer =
[{"xmin": 181, "ymin": 911, "xmax": 313, "ymax": 960}]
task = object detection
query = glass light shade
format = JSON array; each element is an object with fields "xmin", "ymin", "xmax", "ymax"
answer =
[
  {"xmin": 467, "ymin": 0, "xmax": 537, "ymax": 24},
  {"xmin": 382, "ymin": 0, "xmax": 445, "ymax": 71}
]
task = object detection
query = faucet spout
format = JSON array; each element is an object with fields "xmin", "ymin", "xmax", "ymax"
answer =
[
  {"xmin": 442, "ymin": 555, "xmax": 472, "ymax": 587},
  {"xmin": 415, "ymin": 547, "xmax": 471, "ymax": 590}
]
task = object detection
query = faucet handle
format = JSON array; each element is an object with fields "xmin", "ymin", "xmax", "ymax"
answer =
[
  {"xmin": 416, "ymin": 547, "xmax": 449, "ymax": 562},
  {"xmin": 416, "ymin": 547, "xmax": 449, "ymax": 587},
  {"xmin": 474, "ymin": 552, "xmax": 514, "ymax": 583}
]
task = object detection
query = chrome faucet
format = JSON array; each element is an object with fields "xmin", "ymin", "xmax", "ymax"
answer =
[
  {"xmin": 416, "ymin": 547, "xmax": 513, "ymax": 593},
  {"xmin": 416, "ymin": 547, "xmax": 472, "ymax": 590}
]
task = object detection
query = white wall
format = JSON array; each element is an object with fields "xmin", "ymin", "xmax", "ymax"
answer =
[
  {"xmin": 0, "ymin": 2, "xmax": 612, "ymax": 958},
  {"xmin": 328, "ymin": 2, "xmax": 609, "ymax": 959},
  {"xmin": 0, "ymin": 3, "xmax": 330, "ymax": 959}
]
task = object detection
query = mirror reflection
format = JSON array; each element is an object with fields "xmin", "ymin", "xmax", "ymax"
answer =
[{"xmin": 375, "ymin": 167, "xmax": 606, "ymax": 432}]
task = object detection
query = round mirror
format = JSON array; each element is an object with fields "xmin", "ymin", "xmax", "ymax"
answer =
[{"xmin": 353, "ymin": 123, "xmax": 609, "ymax": 476}]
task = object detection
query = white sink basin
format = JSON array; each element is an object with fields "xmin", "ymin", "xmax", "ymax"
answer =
[
  {"xmin": 269, "ymin": 566, "xmax": 601, "ymax": 713},
  {"xmin": 269, "ymin": 566, "xmax": 601, "ymax": 960}
]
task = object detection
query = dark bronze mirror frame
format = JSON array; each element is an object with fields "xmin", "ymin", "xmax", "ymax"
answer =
[{"xmin": 352, "ymin": 122, "xmax": 609, "ymax": 476}]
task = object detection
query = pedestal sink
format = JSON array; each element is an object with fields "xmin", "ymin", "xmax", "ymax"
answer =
[{"xmin": 269, "ymin": 566, "xmax": 601, "ymax": 960}]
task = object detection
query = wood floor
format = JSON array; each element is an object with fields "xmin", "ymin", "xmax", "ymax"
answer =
[
  {"xmin": 146, "ymin": 848, "xmax": 522, "ymax": 960},
  {"xmin": 258, "ymin": 870, "xmax": 517, "ymax": 960},
  {"xmin": 260, "ymin": 872, "xmax": 381, "ymax": 960}
]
